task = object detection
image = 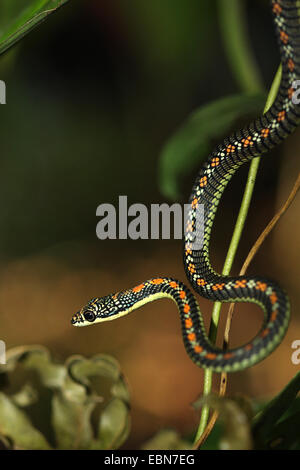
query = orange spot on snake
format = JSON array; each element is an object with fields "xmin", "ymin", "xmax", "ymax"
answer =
[
  {"xmin": 188, "ymin": 263, "xmax": 196, "ymax": 274},
  {"xmin": 226, "ymin": 144, "xmax": 235, "ymax": 154},
  {"xmin": 197, "ymin": 278, "xmax": 206, "ymax": 287},
  {"xmin": 186, "ymin": 221, "xmax": 193, "ymax": 233},
  {"xmin": 211, "ymin": 157, "xmax": 220, "ymax": 167},
  {"xmin": 184, "ymin": 304, "xmax": 191, "ymax": 314},
  {"xmin": 273, "ymin": 3, "xmax": 282, "ymax": 15},
  {"xmin": 188, "ymin": 333, "xmax": 196, "ymax": 342},
  {"xmin": 261, "ymin": 328, "xmax": 270, "ymax": 338},
  {"xmin": 235, "ymin": 279, "xmax": 247, "ymax": 288},
  {"xmin": 169, "ymin": 281, "xmax": 178, "ymax": 288},
  {"xmin": 280, "ymin": 30, "xmax": 289, "ymax": 44},
  {"xmin": 191, "ymin": 198, "xmax": 198, "ymax": 208},
  {"xmin": 256, "ymin": 281, "xmax": 267, "ymax": 292},
  {"xmin": 151, "ymin": 278, "xmax": 164, "ymax": 285},
  {"xmin": 194, "ymin": 345, "xmax": 203, "ymax": 353},
  {"xmin": 185, "ymin": 244, "xmax": 192, "ymax": 255},
  {"xmin": 288, "ymin": 58, "xmax": 295, "ymax": 72},
  {"xmin": 185, "ymin": 318, "xmax": 193, "ymax": 329},
  {"xmin": 261, "ymin": 128, "xmax": 270, "ymax": 138},
  {"xmin": 205, "ymin": 353, "xmax": 217, "ymax": 360},
  {"xmin": 224, "ymin": 353, "xmax": 234, "ymax": 359},
  {"xmin": 241, "ymin": 136, "xmax": 254, "ymax": 147},
  {"xmin": 212, "ymin": 283, "xmax": 225, "ymax": 291},
  {"xmin": 270, "ymin": 293, "xmax": 278, "ymax": 304},
  {"xmin": 179, "ymin": 290, "xmax": 186, "ymax": 299},
  {"xmin": 271, "ymin": 311, "xmax": 278, "ymax": 322},
  {"xmin": 199, "ymin": 176, "xmax": 207, "ymax": 187},
  {"xmin": 288, "ymin": 87, "xmax": 294, "ymax": 100},
  {"xmin": 132, "ymin": 284, "xmax": 144, "ymax": 293}
]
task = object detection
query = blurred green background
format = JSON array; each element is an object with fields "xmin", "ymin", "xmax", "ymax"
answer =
[{"xmin": 0, "ymin": 0, "xmax": 299, "ymax": 448}]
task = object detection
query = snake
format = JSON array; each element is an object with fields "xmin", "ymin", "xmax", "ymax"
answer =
[{"xmin": 71, "ymin": 0, "xmax": 300, "ymax": 372}]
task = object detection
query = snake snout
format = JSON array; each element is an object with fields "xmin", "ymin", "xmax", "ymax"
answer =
[{"xmin": 71, "ymin": 311, "xmax": 84, "ymax": 326}]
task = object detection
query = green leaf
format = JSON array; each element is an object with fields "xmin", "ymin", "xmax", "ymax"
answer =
[
  {"xmin": 52, "ymin": 390, "xmax": 95, "ymax": 450},
  {"xmin": 252, "ymin": 371, "xmax": 300, "ymax": 446},
  {"xmin": 2, "ymin": 345, "xmax": 67, "ymax": 389},
  {"xmin": 266, "ymin": 411, "xmax": 300, "ymax": 450},
  {"xmin": 142, "ymin": 430, "xmax": 192, "ymax": 450},
  {"xmin": 0, "ymin": 348, "xmax": 131, "ymax": 449},
  {"xmin": 58, "ymin": 354, "xmax": 130, "ymax": 450},
  {"xmin": 158, "ymin": 92, "xmax": 265, "ymax": 200},
  {"xmin": 96, "ymin": 398, "xmax": 130, "ymax": 450},
  {"xmin": 194, "ymin": 394, "xmax": 253, "ymax": 450},
  {"xmin": 10, "ymin": 383, "xmax": 38, "ymax": 408},
  {"xmin": 0, "ymin": 0, "xmax": 70, "ymax": 56},
  {"xmin": 66, "ymin": 354, "xmax": 123, "ymax": 388},
  {"xmin": 0, "ymin": 392, "xmax": 51, "ymax": 449}
]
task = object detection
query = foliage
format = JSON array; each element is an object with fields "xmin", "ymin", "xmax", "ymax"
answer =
[
  {"xmin": 0, "ymin": 347, "xmax": 299, "ymax": 450},
  {"xmin": 158, "ymin": 92, "xmax": 264, "ymax": 200},
  {"xmin": 144, "ymin": 373, "xmax": 300, "ymax": 450},
  {"xmin": 0, "ymin": 0, "xmax": 70, "ymax": 55},
  {"xmin": 0, "ymin": 346, "xmax": 130, "ymax": 450}
]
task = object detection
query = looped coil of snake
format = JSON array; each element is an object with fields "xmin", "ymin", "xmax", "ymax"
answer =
[{"xmin": 71, "ymin": 0, "xmax": 300, "ymax": 373}]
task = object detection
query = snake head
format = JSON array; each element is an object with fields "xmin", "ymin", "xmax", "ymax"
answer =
[{"xmin": 71, "ymin": 294, "xmax": 120, "ymax": 326}]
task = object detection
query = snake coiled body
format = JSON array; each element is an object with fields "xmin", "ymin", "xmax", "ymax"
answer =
[{"xmin": 72, "ymin": 0, "xmax": 300, "ymax": 372}]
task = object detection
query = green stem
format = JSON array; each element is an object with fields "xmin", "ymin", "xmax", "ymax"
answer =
[
  {"xmin": 193, "ymin": 0, "xmax": 283, "ymax": 446},
  {"xmin": 208, "ymin": 68, "xmax": 282, "ymax": 342},
  {"xmin": 218, "ymin": 0, "xmax": 264, "ymax": 94}
]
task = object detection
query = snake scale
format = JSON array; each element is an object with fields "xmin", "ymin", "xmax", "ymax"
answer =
[{"xmin": 72, "ymin": 0, "xmax": 300, "ymax": 373}]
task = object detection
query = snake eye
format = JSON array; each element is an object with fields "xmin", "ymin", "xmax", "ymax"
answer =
[{"xmin": 83, "ymin": 310, "xmax": 96, "ymax": 322}]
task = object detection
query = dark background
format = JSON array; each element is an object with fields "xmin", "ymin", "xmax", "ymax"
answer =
[{"xmin": 0, "ymin": 0, "xmax": 299, "ymax": 447}]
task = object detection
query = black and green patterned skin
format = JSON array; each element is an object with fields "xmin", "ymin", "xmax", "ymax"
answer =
[{"xmin": 72, "ymin": 0, "xmax": 300, "ymax": 372}]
